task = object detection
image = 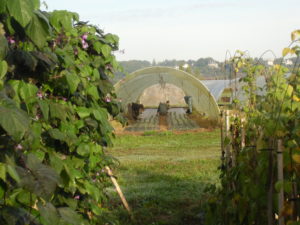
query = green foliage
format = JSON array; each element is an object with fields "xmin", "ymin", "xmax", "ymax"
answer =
[
  {"xmin": 0, "ymin": 1, "xmax": 124, "ymax": 224},
  {"xmin": 205, "ymin": 34, "xmax": 300, "ymax": 224},
  {"xmin": 7, "ymin": 0, "xmax": 34, "ymax": 27}
]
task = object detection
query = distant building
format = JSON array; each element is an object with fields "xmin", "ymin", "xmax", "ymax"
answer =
[
  {"xmin": 284, "ymin": 59, "xmax": 293, "ymax": 65},
  {"xmin": 208, "ymin": 61, "xmax": 219, "ymax": 68},
  {"xmin": 267, "ymin": 59, "xmax": 274, "ymax": 66},
  {"xmin": 182, "ymin": 63, "xmax": 189, "ymax": 69}
]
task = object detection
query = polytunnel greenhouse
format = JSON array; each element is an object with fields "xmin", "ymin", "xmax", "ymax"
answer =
[{"xmin": 114, "ymin": 66, "xmax": 231, "ymax": 120}]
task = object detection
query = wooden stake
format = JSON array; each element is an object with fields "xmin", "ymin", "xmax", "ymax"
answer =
[
  {"xmin": 267, "ymin": 145, "xmax": 274, "ymax": 225},
  {"xmin": 241, "ymin": 117, "xmax": 245, "ymax": 149},
  {"xmin": 291, "ymin": 182, "xmax": 298, "ymax": 221},
  {"xmin": 224, "ymin": 110, "xmax": 231, "ymax": 166},
  {"xmin": 220, "ymin": 110, "xmax": 225, "ymax": 164},
  {"xmin": 277, "ymin": 140, "xmax": 284, "ymax": 225},
  {"xmin": 231, "ymin": 113, "xmax": 237, "ymax": 167},
  {"xmin": 105, "ymin": 166, "xmax": 132, "ymax": 214}
]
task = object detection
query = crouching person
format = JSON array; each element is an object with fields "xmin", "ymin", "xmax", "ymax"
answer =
[
  {"xmin": 157, "ymin": 102, "xmax": 168, "ymax": 116},
  {"xmin": 131, "ymin": 102, "xmax": 144, "ymax": 120}
]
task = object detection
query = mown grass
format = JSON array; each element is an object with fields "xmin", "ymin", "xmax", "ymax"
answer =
[{"xmin": 106, "ymin": 130, "xmax": 221, "ymax": 225}]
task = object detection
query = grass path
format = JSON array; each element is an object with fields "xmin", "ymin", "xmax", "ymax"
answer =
[{"xmin": 106, "ymin": 130, "xmax": 220, "ymax": 225}]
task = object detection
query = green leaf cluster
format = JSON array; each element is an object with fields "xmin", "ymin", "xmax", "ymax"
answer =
[
  {"xmin": 0, "ymin": 1, "xmax": 124, "ymax": 224},
  {"xmin": 205, "ymin": 42, "xmax": 300, "ymax": 224}
]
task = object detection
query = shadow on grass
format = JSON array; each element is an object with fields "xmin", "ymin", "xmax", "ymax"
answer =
[{"xmin": 107, "ymin": 168, "xmax": 216, "ymax": 225}]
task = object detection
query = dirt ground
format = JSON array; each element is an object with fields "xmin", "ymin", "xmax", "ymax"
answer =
[{"xmin": 110, "ymin": 119, "xmax": 213, "ymax": 136}]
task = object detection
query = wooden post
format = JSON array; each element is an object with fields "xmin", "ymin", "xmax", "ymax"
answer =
[
  {"xmin": 105, "ymin": 166, "xmax": 132, "ymax": 214},
  {"xmin": 267, "ymin": 146, "xmax": 274, "ymax": 225},
  {"xmin": 220, "ymin": 110, "xmax": 225, "ymax": 165},
  {"xmin": 224, "ymin": 110, "xmax": 231, "ymax": 166},
  {"xmin": 277, "ymin": 140, "xmax": 284, "ymax": 225},
  {"xmin": 241, "ymin": 117, "xmax": 245, "ymax": 149},
  {"xmin": 231, "ymin": 113, "xmax": 237, "ymax": 167},
  {"xmin": 292, "ymin": 182, "xmax": 298, "ymax": 220}
]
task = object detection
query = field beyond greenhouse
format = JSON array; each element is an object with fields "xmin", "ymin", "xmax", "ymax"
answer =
[{"xmin": 106, "ymin": 130, "xmax": 221, "ymax": 225}]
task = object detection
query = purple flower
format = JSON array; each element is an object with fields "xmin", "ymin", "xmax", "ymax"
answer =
[
  {"xmin": 82, "ymin": 42, "xmax": 89, "ymax": 49},
  {"xmin": 74, "ymin": 48, "xmax": 78, "ymax": 55},
  {"xmin": 62, "ymin": 97, "xmax": 67, "ymax": 101},
  {"xmin": 15, "ymin": 144, "xmax": 23, "ymax": 150},
  {"xmin": 105, "ymin": 96, "xmax": 111, "ymax": 103},
  {"xmin": 37, "ymin": 91, "xmax": 43, "ymax": 99},
  {"xmin": 7, "ymin": 36, "xmax": 15, "ymax": 44},
  {"xmin": 74, "ymin": 195, "xmax": 80, "ymax": 200},
  {"xmin": 87, "ymin": 77, "xmax": 91, "ymax": 81},
  {"xmin": 82, "ymin": 33, "xmax": 88, "ymax": 40}
]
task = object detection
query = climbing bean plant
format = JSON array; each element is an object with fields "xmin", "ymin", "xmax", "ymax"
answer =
[
  {"xmin": 205, "ymin": 30, "xmax": 300, "ymax": 225},
  {"xmin": 0, "ymin": 0, "xmax": 123, "ymax": 224}
]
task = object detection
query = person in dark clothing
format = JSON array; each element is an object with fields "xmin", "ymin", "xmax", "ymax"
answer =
[
  {"xmin": 184, "ymin": 96, "xmax": 192, "ymax": 114},
  {"xmin": 157, "ymin": 102, "xmax": 168, "ymax": 116},
  {"xmin": 131, "ymin": 102, "xmax": 144, "ymax": 120}
]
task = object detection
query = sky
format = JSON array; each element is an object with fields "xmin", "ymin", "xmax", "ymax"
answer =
[{"xmin": 43, "ymin": 0, "xmax": 300, "ymax": 62}]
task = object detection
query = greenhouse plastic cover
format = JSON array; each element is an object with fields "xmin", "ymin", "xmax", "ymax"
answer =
[
  {"xmin": 201, "ymin": 80, "xmax": 233, "ymax": 101},
  {"xmin": 115, "ymin": 67, "xmax": 223, "ymax": 119},
  {"xmin": 114, "ymin": 66, "xmax": 272, "ymax": 119}
]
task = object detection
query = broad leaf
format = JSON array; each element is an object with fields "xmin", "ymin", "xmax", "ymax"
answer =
[
  {"xmin": 0, "ymin": 185, "xmax": 4, "ymax": 199},
  {"xmin": 282, "ymin": 48, "xmax": 290, "ymax": 57},
  {"xmin": 49, "ymin": 128, "xmax": 66, "ymax": 141},
  {"xmin": 66, "ymin": 72, "xmax": 80, "ymax": 93},
  {"xmin": 39, "ymin": 203, "xmax": 60, "ymax": 225},
  {"xmin": 7, "ymin": 0, "xmax": 34, "ymax": 27},
  {"xmin": 25, "ymin": 12, "xmax": 50, "ymax": 48},
  {"xmin": 58, "ymin": 207, "xmax": 82, "ymax": 225},
  {"xmin": 291, "ymin": 29, "xmax": 300, "ymax": 41},
  {"xmin": 84, "ymin": 180, "xmax": 101, "ymax": 202},
  {"xmin": 0, "ymin": 103, "xmax": 30, "ymax": 141},
  {"xmin": 92, "ymin": 68, "xmax": 100, "ymax": 80},
  {"xmin": 76, "ymin": 107, "xmax": 90, "ymax": 119},
  {"xmin": 38, "ymin": 99, "xmax": 49, "ymax": 120},
  {"xmin": 50, "ymin": 10, "xmax": 78, "ymax": 32},
  {"xmin": 87, "ymin": 86, "xmax": 100, "ymax": 100},
  {"xmin": 32, "ymin": 0, "xmax": 40, "ymax": 10},
  {"xmin": 0, "ymin": 163, "xmax": 6, "ymax": 181},
  {"xmin": 104, "ymin": 33, "xmax": 119, "ymax": 44},
  {"xmin": 292, "ymin": 154, "xmax": 300, "ymax": 163},
  {"xmin": 0, "ymin": 206, "xmax": 39, "ymax": 225},
  {"xmin": 0, "ymin": 60, "xmax": 8, "ymax": 80},
  {"xmin": 0, "ymin": 0, "xmax": 7, "ymax": 14},
  {"xmin": 49, "ymin": 152, "xmax": 63, "ymax": 174},
  {"xmin": 76, "ymin": 143, "xmax": 90, "ymax": 156},
  {"xmin": 49, "ymin": 102, "xmax": 68, "ymax": 121},
  {"xmin": 18, "ymin": 154, "xmax": 59, "ymax": 200},
  {"xmin": 93, "ymin": 108, "xmax": 107, "ymax": 121},
  {"xmin": 6, "ymin": 165, "xmax": 20, "ymax": 183},
  {"xmin": 101, "ymin": 44, "xmax": 111, "ymax": 58},
  {"xmin": 0, "ymin": 35, "xmax": 8, "ymax": 60},
  {"xmin": 27, "ymin": 122, "xmax": 42, "ymax": 150},
  {"xmin": 19, "ymin": 82, "xmax": 38, "ymax": 104},
  {"xmin": 13, "ymin": 50, "xmax": 38, "ymax": 71},
  {"xmin": 93, "ymin": 42, "xmax": 102, "ymax": 54}
]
